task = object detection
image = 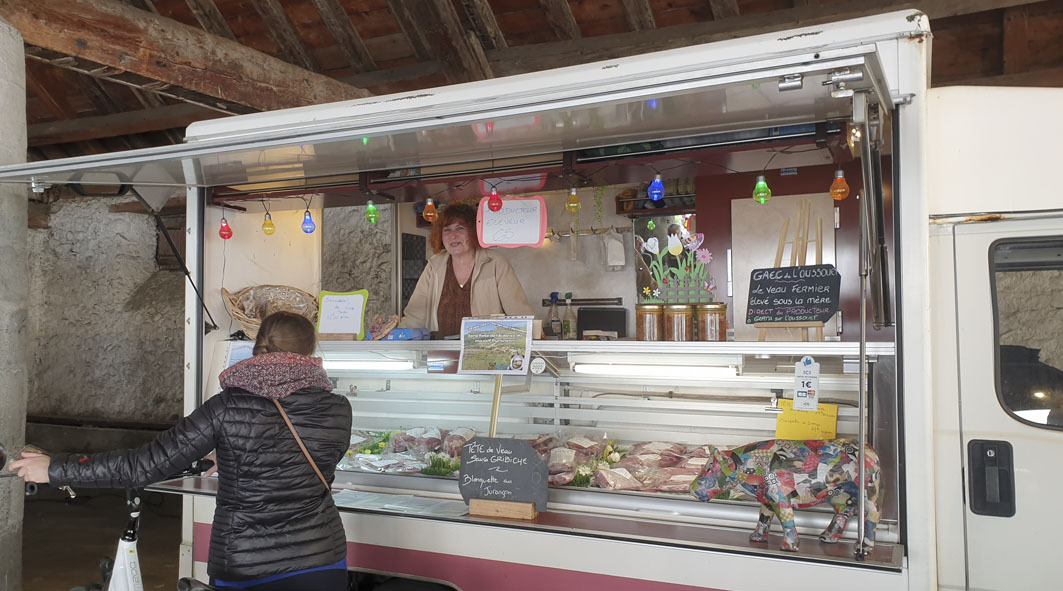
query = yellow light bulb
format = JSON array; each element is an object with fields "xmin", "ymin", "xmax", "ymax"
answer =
[
  {"xmin": 565, "ymin": 188, "xmax": 581, "ymax": 214},
  {"xmin": 261, "ymin": 212, "xmax": 276, "ymax": 235}
]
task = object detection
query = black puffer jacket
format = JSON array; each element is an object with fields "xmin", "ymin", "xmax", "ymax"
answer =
[{"xmin": 49, "ymin": 360, "xmax": 352, "ymax": 581}]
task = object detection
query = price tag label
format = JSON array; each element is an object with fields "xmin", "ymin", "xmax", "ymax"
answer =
[{"xmin": 794, "ymin": 355, "xmax": 820, "ymax": 411}]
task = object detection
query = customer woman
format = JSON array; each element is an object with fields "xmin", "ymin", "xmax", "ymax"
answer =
[
  {"xmin": 10, "ymin": 312, "xmax": 352, "ymax": 590},
  {"xmin": 399, "ymin": 201, "xmax": 533, "ymax": 337}
]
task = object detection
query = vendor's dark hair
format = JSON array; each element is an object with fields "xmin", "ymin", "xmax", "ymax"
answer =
[
  {"xmin": 429, "ymin": 201, "xmax": 479, "ymax": 254},
  {"xmin": 253, "ymin": 312, "xmax": 317, "ymax": 356}
]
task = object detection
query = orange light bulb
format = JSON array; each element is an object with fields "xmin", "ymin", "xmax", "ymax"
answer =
[
  {"xmin": 830, "ymin": 169, "xmax": 850, "ymax": 201},
  {"xmin": 423, "ymin": 198, "xmax": 438, "ymax": 222}
]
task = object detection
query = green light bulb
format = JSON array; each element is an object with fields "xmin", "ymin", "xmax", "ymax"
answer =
[
  {"xmin": 647, "ymin": 219, "xmax": 656, "ymax": 231},
  {"xmin": 753, "ymin": 175, "xmax": 771, "ymax": 204},
  {"xmin": 365, "ymin": 200, "xmax": 379, "ymax": 224}
]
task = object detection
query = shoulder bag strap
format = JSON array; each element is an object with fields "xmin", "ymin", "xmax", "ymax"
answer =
[{"xmin": 273, "ymin": 399, "xmax": 330, "ymax": 491}]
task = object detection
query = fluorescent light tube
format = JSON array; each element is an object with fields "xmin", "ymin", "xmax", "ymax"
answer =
[
  {"xmin": 322, "ymin": 360, "xmax": 414, "ymax": 371},
  {"xmin": 572, "ymin": 363, "xmax": 737, "ymax": 378}
]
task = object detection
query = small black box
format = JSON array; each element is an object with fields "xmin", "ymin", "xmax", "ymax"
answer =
[{"xmin": 577, "ymin": 307, "xmax": 627, "ymax": 339}]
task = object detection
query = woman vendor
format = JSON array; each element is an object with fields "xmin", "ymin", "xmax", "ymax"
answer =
[{"xmin": 399, "ymin": 201, "xmax": 533, "ymax": 337}]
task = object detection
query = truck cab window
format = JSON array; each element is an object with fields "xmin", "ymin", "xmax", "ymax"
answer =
[{"xmin": 992, "ymin": 238, "xmax": 1063, "ymax": 429}]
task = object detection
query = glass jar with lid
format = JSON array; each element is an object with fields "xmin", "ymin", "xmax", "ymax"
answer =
[
  {"xmin": 663, "ymin": 305, "xmax": 694, "ymax": 342},
  {"xmin": 695, "ymin": 303, "xmax": 727, "ymax": 341},
  {"xmin": 635, "ymin": 304, "xmax": 663, "ymax": 341}
]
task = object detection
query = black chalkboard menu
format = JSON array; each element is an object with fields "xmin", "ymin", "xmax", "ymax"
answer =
[
  {"xmin": 459, "ymin": 437, "xmax": 548, "ymax": 512},
  {"xmin": 745, "ymin": 264, "xmax": 842, "ymax": 324}
]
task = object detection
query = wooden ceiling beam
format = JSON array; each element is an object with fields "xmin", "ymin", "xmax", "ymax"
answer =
[
  {"xmin": 25, "ymin": 66, "xmax": 79, "ymax": 120},
  {"xmin": 620, "ymin": 0, "xmax": 656, "ymax": 32},
  {"xmin": 387, "ymin": 0, "xmax": 435, "ymax": 62},
  {"xmin": 488, "ymin": 0, "xmax": 1043, "ymax": 76},
  {"xmin": 1, "ymin": 0, "xmax": 367, "ymax": 111},
  {"xmin": 393, "ymin": 0, "xmax": 492, "ymax": 83},
  {"xmin": 708, "ymin": 0, "xmax": 741, "ymax": 20},
  {"xmin": 27, "ymin": 103, "xmax": 223, "ymax": 147},
  {"xmin": 1002, "ymin": 5, "xmax": 1032, "ymax": 76},
  {"xmin": 251, "ymin": 0, "xmax": 320, "ymax": 71},
  {"xmin": 462, "ymin": 0, "xmax": 508, "ymax": 50},
  {"xmin": 310, "ymin": 0, "xmax": 377, "ymax": 72},
  {"xmin": 540, "ymin": 0, "xmax": 581, "ymax": 40},
  {"xmin": 184, "ymin": 0, "xmax": 237, "ymax": 41}
]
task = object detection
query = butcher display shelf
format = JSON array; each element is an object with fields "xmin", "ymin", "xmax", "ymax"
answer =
[
  {"xmin": 149, "ymin": 475, "xmax": 903, "ymax": 571},
  {"xmin": 307, "ymin": 341, "xmax": 901, "ymax": 553}
]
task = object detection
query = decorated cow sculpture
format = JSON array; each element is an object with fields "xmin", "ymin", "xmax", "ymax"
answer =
[{"xmin": 690, "ymin": 438, "xmax": 880, "ymax": 552}]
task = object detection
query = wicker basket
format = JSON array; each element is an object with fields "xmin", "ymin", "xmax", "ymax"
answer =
[{"xmin": 221, "ymin": 285, "xmax": 318, "ymax": 339}]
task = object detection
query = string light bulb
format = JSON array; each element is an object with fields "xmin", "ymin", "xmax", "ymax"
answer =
[
  {"xmin": 365, "ymin": 200, "xmax": 379, "ymax": 224},
  {"xmin": 261, "ymin": 212, "xmax": 276, "ymax": 235},
  {"xmin": 301, "ymin": 210, "xmax": 316, "ymax": 234},
  {"xmin": 487, "ymin": 188, "xmax": 503, "ymax": 212},
  {"xmin": 218, "ymin": 217, "xmax": 233, "ymax": 240},
  {"xmin": 647, "ymin": 174, "xmax": 665, "ymax": 202},
  {"xmin": 647, "ymin": 219, "xmax": 656, "ymax": 231},
  {"xmin": 830, "ymin": 169, "xmax": 850, "ymax": 201},
  {"xmin": 422, "ymin": 198, "xmax": 438, "ymax": 222},
  {"xmin": 752, "ymin": 175, "xmax": 772, "ymax": 204},
  {"xmin": 564, "ymin": 188, "xmax": 581, "ymax": 214}
]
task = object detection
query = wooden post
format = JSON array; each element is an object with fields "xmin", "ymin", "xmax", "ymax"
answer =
[
  {"xmin": 487, "ymin": 374, "xmax": 503, "ymax": 437},
  {"xmin": 759, "ymin": 200, "xmax": 825, "ymax": 342}
]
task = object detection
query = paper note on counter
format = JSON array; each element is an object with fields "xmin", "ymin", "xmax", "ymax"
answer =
[{"xmin": 775, "ymin": 398, "xmax": 838, "ymax": 440}]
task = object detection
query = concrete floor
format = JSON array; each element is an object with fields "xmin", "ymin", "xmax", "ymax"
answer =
[
  {"xmin": 22, "ymin": 486, "xmax": 181, "ymax": 591},
  {"xmin": 21, "ymin": 486, "xmax": 450, "ymax": 591}
]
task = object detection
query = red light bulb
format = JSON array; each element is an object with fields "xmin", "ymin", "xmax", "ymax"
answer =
[
  {"xmin": 487, "ymin": 189, "xmax": 503, "ymax": 212},
  {"xmin": 218, "ymin": 217, "xmax": 233, "ymax": 240}
]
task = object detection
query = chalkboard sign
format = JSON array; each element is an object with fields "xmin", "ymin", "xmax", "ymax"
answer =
[
  {"xmin": 459, "ymin": 437, "xmax": 547, "ymax": 511},
  {"xmin": 476, "ymin": 196, "xmax": 547, "ymax": 248},
  {"xmin": 745, "ymin": 264, "xmax": 841, "ymax": 324}
]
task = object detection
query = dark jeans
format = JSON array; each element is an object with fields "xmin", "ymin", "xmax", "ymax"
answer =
[{"xmin": 211, "ymin": 568, "xmax": 347, "ymax": 591}]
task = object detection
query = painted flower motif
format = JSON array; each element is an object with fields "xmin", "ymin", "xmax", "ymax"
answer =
[
  {"xmin": 642, "ymin": 286, "xmax": 651, "ymax": 296},
  {"xmin": 704, "ymin": 281, "xmax": 717, "ymax": 292},
  {"xmin": 662, "ymin": 279, "xmax": 668, "ymax": 285},
  {"xmin": 643, "ymin": 237, "xmax": 660, "ymax": 254},
  {"xmin": 667, "ymin": 234, "xmax": 683, "ymax": 256},
  {"xmin": 685, "ymin": 266, "xmax": 691, "ymax": 272},
  {"xmin": 684, "ymin": 233, "xmax": 705, "ymax": 251},
  {"xmin": 652, "ymin": 289, "xmax": 661, "ymax": 298},
  {"xmin": 696, "ymin": 248, "xmax": 713, "ymax": 264}
]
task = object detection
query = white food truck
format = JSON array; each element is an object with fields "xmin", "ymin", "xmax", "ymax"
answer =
[{"xmin": 2, "ymin": 10, "xmax": 1061, "ymax": 591}]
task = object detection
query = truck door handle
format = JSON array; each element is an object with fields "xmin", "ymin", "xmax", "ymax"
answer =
[{"xmin": 968, "ymin": 440, "xmax": 1015, "ymax": 517}]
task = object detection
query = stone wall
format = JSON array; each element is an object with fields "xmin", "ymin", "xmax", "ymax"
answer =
[
  {"xmin": 321, "ymin": 203, "xmax": 395, "ymax": 322},
  {"xmin": 997, "ymin": 270, "xmax": 1063, "ymax": 370},
  {"xmin": 27, "ymin": 198, "xmax": 184, "ymax": 424}
]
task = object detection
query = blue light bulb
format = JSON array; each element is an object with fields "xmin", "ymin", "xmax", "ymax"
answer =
[
  {"xmin": 301, "ymin": 210, "xmax": 316, "ymax": 234},
  {"xmin": 647, "ymin": 174, "xmax": 665, "ymax": 202}
]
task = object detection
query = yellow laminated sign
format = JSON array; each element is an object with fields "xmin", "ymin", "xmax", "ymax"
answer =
[{"xmin": 775, "ymin": 399, "xmax": 838, "ymax": 440}]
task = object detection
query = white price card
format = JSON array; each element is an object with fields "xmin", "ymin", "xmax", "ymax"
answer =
[{"xmin": 793, "ymin": 355, "xmax": 821, "ymax": 411}]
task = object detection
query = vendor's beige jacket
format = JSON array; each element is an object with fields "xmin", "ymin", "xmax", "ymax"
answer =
[{"xmin": 398, "ymin": 248, "xmax": 533, "ymax": 332}]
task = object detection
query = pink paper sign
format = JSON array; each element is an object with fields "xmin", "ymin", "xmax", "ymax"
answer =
[{"xmin": 476, "ymin": 195, "xmax": 547, "ymax": 248}]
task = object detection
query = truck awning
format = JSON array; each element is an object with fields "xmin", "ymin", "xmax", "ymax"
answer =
[{"xmin": 0, "ymin": 14, "xmax": 908, "ymax": 193}]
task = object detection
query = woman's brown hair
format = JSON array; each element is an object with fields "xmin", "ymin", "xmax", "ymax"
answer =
[
  {"xmin": 428, "ymin": 201, "xmax": 479, "ymax": 254},
  {"xmin": 253, "ymin": 311, "xmax": 317, "ymax": 356}
]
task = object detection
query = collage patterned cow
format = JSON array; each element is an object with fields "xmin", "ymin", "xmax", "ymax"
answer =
[{"xmin": 690, "ymin": 438, "xmax": 881, "ymax": 552}]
